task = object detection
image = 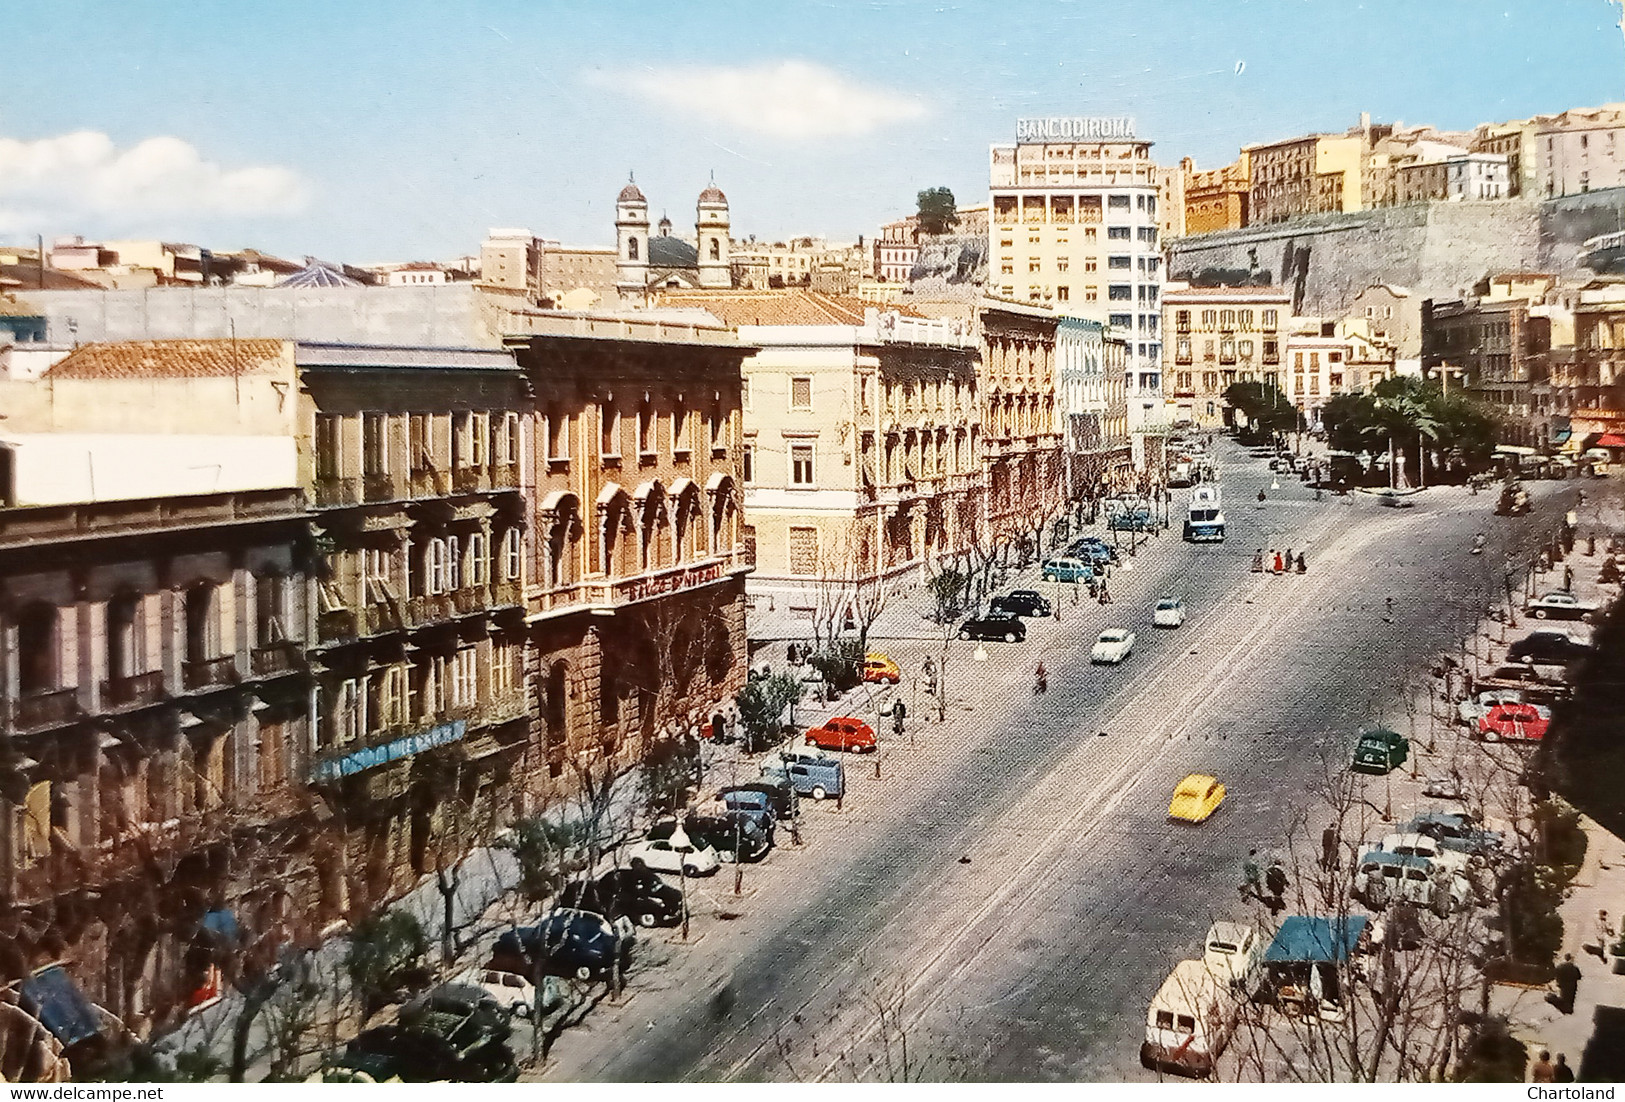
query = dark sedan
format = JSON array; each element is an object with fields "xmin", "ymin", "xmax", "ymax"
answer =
[
  {"xmin": 1507, "ymin": 631, "xmax": 1592, "ymax": 665},
  {"xmin": 719, "ymin": 780, "xmax": 795, "ymax": 820},
  {"xmin": 991, "ymin": 589, "xmax": 1053, "ymax": 617},
  {"xmin": 559, "ymin": 868, "xmax": 684, "ymax": 928},
  {"xmin": 489, "ymin": 908, "xmax": 631, "ymax": 983},
  {"xmin": 958, "ymin": 612, "xmax": 1027, "ymax": 643}
]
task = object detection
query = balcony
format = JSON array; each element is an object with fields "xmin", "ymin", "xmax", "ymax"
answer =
[
  {"xmin": 576, "ymin": 551, "xmax": 746, "ymax": 610},
  {"xmin": 409, "ymin": 467, "xmax": 449, "ymax": 498},
  {"xmin": 13, "ymin": 688, "xmax": 82, "ymax": 731},
  {"xmin": 318, "ymin": 608, "xmax": 357, "ymax": 642},
  {"xmin": 314, "ymin": 478, "xmax": 360, "ymax": 508},
  {"xmin": 490, "ymin": 580, "xmax": 523, "ymax": 609},
  {"xmin": 452, "ymin": 587, "xmax": 487, "ymax": 615},
  {"xmin": 363, "ymin": 474, "xmax": 398, "ymax": 503},
  {"xmin": 453, "ymin": 468, "xmax": 489, "ymax": 495},
  {"xmin": 101, "ymin": 670, "xmax": 167, "ymax": 709},
  {"xmin": 183, "ymin": 656, "xmax": 239, "ymax": 691},
  {"xmin": 363, "ymin": 602, "xmax": 404, "ymax": 635},
  {"xmin": 251, "ymin": 641, "xmax": 304, "ymax": 677}
]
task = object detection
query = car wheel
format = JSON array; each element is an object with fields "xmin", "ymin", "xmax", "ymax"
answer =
[
  {"xmin": 1534, "ymin": 608, "xmax": 1548, "ymax": 618},
  {"xmin": 683, "ymin": 864, "xmax": 701, "ymax": 877},
  {"xmin": 575, "ymin": 965, "xmax": 594, "ymax": 982},
  {"xmin": 629, "ymin": 857, "xmax": 646, "ymax": 870},
  {"xmin": 959, "ymin": 629, "xmax": 972, "ymax": 641},
  {"xmin": 811, "ymin": 785, "xmax": 827, "ymax": 801},
  {"xmin": 638, "ymin": 912, "xmax": 658, "ymax": 928},
  {"xmin": 890, "ymin": 675, "xmax": 901, "ymax": 685},
  {"xmin": 1583, "ymin": 612, "xmax": 1596, "ymax": 623},
  {"xmin": 1005, "ymin": 631, "xmax": 1018, "ymax": 643},
  {"xmin": 513, "ymin": 1002, "xmax": 531, "ymax": 1019}
]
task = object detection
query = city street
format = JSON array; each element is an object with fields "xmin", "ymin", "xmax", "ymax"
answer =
[{"xmin": 538, "ymin": 443, "xmax": 1587, "ymax": 1082}]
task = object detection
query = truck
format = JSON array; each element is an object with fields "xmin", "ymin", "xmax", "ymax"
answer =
[
  {"xmin": 1183, "ymin": 486, "xmax": 1225, "ymax": 543},
  {"xmin": 1140, "ymin": 960, "xmax": 1238, "ymax": 1077}
]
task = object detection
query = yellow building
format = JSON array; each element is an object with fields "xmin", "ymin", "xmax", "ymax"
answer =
[
  {"xmin": 1161, "ymin": 284, "xmax": 1292, "ymax": 427},
  {"xmin": 1180, "ymin": 153, "xmax": 1251, "ymax": 235}
]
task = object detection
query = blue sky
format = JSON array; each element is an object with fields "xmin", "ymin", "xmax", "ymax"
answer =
[{"xmin": 1, "ymin": 0, "xmax": 1621, "ymax": 264}]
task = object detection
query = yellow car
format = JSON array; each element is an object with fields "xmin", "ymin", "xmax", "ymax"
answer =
[
  {"xmin": 1169, "ymin": 774, "xmax": 1226, "ymax": 823},
  {"xmin": 862, "ymin": 652, "xmax": 901, "ymax": 685}
]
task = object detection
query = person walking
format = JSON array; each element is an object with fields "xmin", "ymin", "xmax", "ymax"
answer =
[
  {"xmin": 1252, "ymin": 548, "xmax": 1265, "ymax": 573},
  {"xmin": 1551, "ymin": 953, "xmax": 1582, "ymax": 1015},
  {"xmin": 1272, "ymin": 550, "xmax": 1284, "ymax": 574},
  {"xmin": 1296, "ymin": 551, "xmax": 1307, "ymax": 574},
  {"xmin": 1555, "ymin": 1054, "xmax": 1575, "ymax": 1083},
  {"xmin": 1241, "ymin": 849, "xmax": 1263, "ymax": 902},
  {"xmin": 1034, "ymin": 661, "xmax": 1048, "ymax": 696},
  {"xmin": 1590, "ymin": 909, "xmax": 1614, "ymax": 958},
  {"xmin": 1321, "ymin": 825, "xmax": 1339, "ymax": 872},
  {"xmin": 1284, "ymin": 548, "xmax": 1294, "ymax": 572},
  {"xmin": 1531, "ymin": 1051, "xmax": 1556, "ymax": 1083}
]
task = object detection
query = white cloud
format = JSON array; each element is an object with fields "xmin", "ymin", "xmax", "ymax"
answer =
[
  {"xmin": 604, "ymin": 60, "xmax": 928, "ymax": 140},
  {"xmin": 0, "ymin": 129, "xmax": 309, "ymax": 232}
]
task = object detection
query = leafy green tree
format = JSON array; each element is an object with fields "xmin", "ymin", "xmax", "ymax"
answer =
[
  {"xmin": 344, "ymin": 910, "xmax": 430, "ymax": 1024},
  {"xmin": 810, "ymin": 639, "xmax": 863, "ymax": 693},
  {"xmin": 927, "ymin": 569, "xmax": 969, "ymax": 624},
  {"xmin": 1500, "ymin": 861, "xmax": 1565, "ymax": 971},
  {"xmin": 1322, "ymin": 392, "xmax": 1376, "ymax": 456},
  {"xmin": 1221, "ymin": 381, "xmax": 1298, "ymax": 441},
  {"xmin": 502, "ymin": 816, "xmax": 589, "ymax": 901},
  {"xmin": 640, "ymin": 733, "xmax": 703, "ymax": 816},
  {"xmin": 916, "ymin": 187, "xmax": 959, "ymax": 236},
  {"xmin": 737, "ymin": 672, "xmax": 803, "ymax": 753}
]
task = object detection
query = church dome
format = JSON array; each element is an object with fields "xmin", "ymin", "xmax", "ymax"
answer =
[
  {"xmin": 698, "ymin": 184, "xmax": 727, "ymax": 205},
  {"xmin": 618, "ymin": 179, "xmax": 647, "ymax": 204}
]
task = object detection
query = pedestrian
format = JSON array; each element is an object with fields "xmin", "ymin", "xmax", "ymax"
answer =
[
  {"xmin": 1590, "ymin": 909, "xmax": 1614, "ymax": 958},
  {"xmin": 1285, "ymin": 548, "xmax": 1294, "ymax": 572},
  {"xmin": 1265, "ymin": 861, "xmax": 1288, "ymax": 903},
  {"xmin": 1252, "ymin": 548, "xmax": 1265, "ymax": 573},
  {"xmin": 787, "ymin": 642, "xmax": 798, "ymax": 665},
  {"xmin": 1296, "ymin": 551, "xmax": 1307, "ymax": 574},
  {"xmin": 1034, "ymin": 661, "xmax": 1048, "ymax": 696},
  {"xmin": 1385, "ymin": 596, "xmax": 1394, "ymax": 621},
  {"xmin": 1098, "ymin": 581, "xmax": 1112, "ymax": 605},
  {"xmin": 1273, "ymin": 551, "xmax": 1284, "ymax": 574},
  {"xmin": 1550, "ymin": 953, "xmax": 1581, "ymax": 1015},
  {"xmin": 1555, "ymin": 1054, "xmax": 1575, "ymax": 1083},
  {"xmin": 1565, "ymin": 564, "xmax": 1574, "ymax": 592},
  {"xmin": 1241, "ymin": 849, "xmax": 1262, "ymax": 901},
  {"xmin": 1532, "ymin": 1051, "xmax": 1556, "ymax": 1084},
  {"xmin": 1258, "ymin": 489, "xmax": 1267, "ymax": 503},
  {"xmin": 1321, "ymin": 825, "xmax": 1339, "ymax": 871}
]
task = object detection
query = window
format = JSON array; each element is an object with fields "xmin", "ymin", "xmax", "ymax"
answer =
[
  {"xmin": 1239, "ymin": 340, "xmax": 1254, "ymax": 358},
  {"xmin": 451, "ymin": 411, "xmax": 470, "ymax": 469},
  {"xmin": 1110, "ymin": 313, "xmax": 1132, "ymax": 328},
  {"xmin": 410, "ymin": 413, "xmax": 432, "ymax": 471},
  {"xmin": 1108, "ymin": 255, "xmax": 1130, "ymax": 269},
  {"xmin": 1085, "ymin": 287, "xmax": 1098, "ymax": 301},
  {"xmin": 638, "ymin": 404, "xmax": 654, "ymax": 454},
  {"xmin": 790, "ymin": 377, "xmax": 812, "ymax": 410},
  {"xmin": 502, "ymin": 528, "xmax": 522, "ymax": 581},
  {"xmin": 790, "ymin": 444, "xmax": 814, "ymax": 486},
  {"xmin": 447, "ymin": 535, "xmax": 462, "ymax": 591},
  {"xmin": 1138, "ymin": 227, "xmax": 1158, "ymax": 244},
  {"xmin": 1109, "ymin": 284, "xmax": 1132, "ymax": 300},
  {"xmin": 627, "ymin": 237, "xmax": 639, "ymax": 260},
  {"xmin": 363, "ymin": 413, "xmax": 388, "ymax": 476},
  {"xmin": 1056, "ymin": 286, "xmax": 1069, "ymax": 302},
  {"xmin": 1000, "ymin": 261, "xmax": 1014, "ymax": 275},
  {"xmin": 1056, "ymin": 257, "xmax": 1069, "ymax": 272},
  {"xmin": 1262, "ymin": 309, "xmax": 1279, "ymax": 329},
  {"xmin": 742, "ymin": 443, "xmax": 754, "ymax": 483},
  {"xmin": 1175, "ymin": 310, "xmax": 1191, "ymax": 332},
  {"xmin": 1028, "ymin": 259, "xmax": 1040, "ymax": 273},
  {"xmin": 496, "ymin": 413, "xmax": 519, "ymax": 465},
  {"xmin": 788, "ymin": 526, "xmax": 819, "ymax": 575},
  {"xmin": 1108, "ymin": 194, "xmax": 1131, "ymax": 210},
  {"xmin": 600, "ymin": 404, "xmax": 620, "ymax": 457},
  {"xmin": 547, "ymin": 409, "xmax": 570, "ymax": 460},
  {"xmin": 1084, "ymin": 258, "xmax": 1098, "ymax": 272},
  {"xmin": 470, "ymin": 413, "xmax": 489, "ymax": 467},
  {"xmin": 1107, "ymin": 226, "xmax": 1131, "ymax": 240},
  {"xmin": 255, "ymin": 573, "xmax": 287, "ymax": 645},
  {"xmin": 467, "ymin": 532, "xmax": 488, "ymax": 586},
  {"xmin": 427, "ymin": 538, "xmax": 449, "ymax": 594},
  {"xmin": 315, "ymin": 414, "xmax": 341, "ymax": 480},
  {"xmin": 453, "ymin": 647, "xmax": 478, "ymax": 707}
]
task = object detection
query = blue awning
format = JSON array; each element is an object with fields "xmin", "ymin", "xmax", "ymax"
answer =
[
  {"xmin": 1264, "ymin": 916, "xmax": 1369, "ymax": 964},
  {"xmin": 19, "ymin": 965, "xmax": 102, "ymax": 1047}
]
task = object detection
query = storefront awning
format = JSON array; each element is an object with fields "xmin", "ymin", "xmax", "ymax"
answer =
[
  {"xmin": 1597, "ymin": 433, "xmax": 1625, "ymax": 449},
  {"xmin": 19, "ymin": 966, "xmax": 101, "ymax": 1047}
]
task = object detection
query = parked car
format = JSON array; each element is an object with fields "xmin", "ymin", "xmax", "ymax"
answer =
[
  {"xmin": 1422, "ymin": 775, "xmax": 1465, "ymax": 800},
  {"xmin": 1140, "ymin": 960, "xmax": 1237, "ymax": 1078},
  {"xmin": 623, "ymin": 829, "xmax": 723, "ymax": 877},
  {"xmin": 1475, "ymin": 665, "xmax": 1572, "ymax": 702},
  {"xmin": 1508, "ymin": 630, "xmax": 1592, "ymax": 665},
  {"xmin": 1478, "ymin": 701, "xmax": 1550, "ymax": 742},
  {"xmin": 958, "ymin": 611, "xmax": 1027, "ymax": 642},
  {"xmin": 761, "ymin": 752, "xmax": 845, "ymax": 801},
  {"xmin": 1069, "ymin": 542, "xmax": 1117, "ymax": 566},
  {"xmin": 1108, "ymin": 507, "xmax": 1155, "ymax": 532},
  {"xmin": 1202, "ymin": 921, "xmax": 1261, "ymax": 995},
  {"xmin": 1399, "ymin": 811, "xmax": 1503, "ymax": 856},
  {"xmin": 1457, "ymin": 688, "xmax": 1527, "ymax": 727},
  {"xmin": 1363, "ymin": 831, "xmax": 1473, "ymax": 871},
  {"xmin": 862, "ymin": 652, "xmax": 901, "ymax": 685},
  {"xmin": 1354, "ymin": 852, "xmax": 1473, "ymax": 913},
  {"xmin": 1168, "ymin": 774, "xmax": 1226, "ymax": 823},
  {"xmin": 1040, "ymin": 556, "xmax": 1094, "ymax": 583},
  {"xmin": 1526, "ymin": 591, "xmax": 1601, "ymax": 621},
  {"xmin": 719, "ymin": 780, "xmax": 795, "ymax": 820},
  {"xmin": 1091, "ymin": 627, "xmax": 1136, "ymax": 664},
  {"xmin": 444, "ymin": 969, "xmax": 561, "ymax": 1020},
  {"xmin": 1153, "ymin": 597, "xmax": 1187, "ymax": 628},
  {"xmin": 1351, "ymin": 728, "xmax": 1408, "ymax": 775},
  {"xmin": 805, "ymin": 715, "xmax": 878, "ymax": 754},
  {"xmin": 712, "ymin": 787, "xmax": 780, "ymax": 834},
  {"xmin": 489, "ymin": 909, "xmax": 633, "ymax": 983},
  {"xmin": 665, "ymin": 815, "xmax": 770, "ymax": 864},
  {"xmin": 558, "ymin": 868, "xmax": 684, "ymax": 928},
  {"xmin": 323, "ymin": 1018, "xmax": 518, "ymax": 1084},
  {"xmin": 991, "ymin": 589, "xmax": 1053, "ymax": 617}
]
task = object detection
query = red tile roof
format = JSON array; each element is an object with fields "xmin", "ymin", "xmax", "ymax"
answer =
[
  {"xmin": 0, "ymin": 264, "xmax": 105, "ymax": 291},
  {"xmin": 45, "ymin": 339, "xmax": 288, "ymax": 379},
  {"xmin": 654, "ymin": 288, "xmax": 927, "ymax": 327}
]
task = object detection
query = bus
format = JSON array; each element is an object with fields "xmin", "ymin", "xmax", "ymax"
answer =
[{"xmin": 1184, "ymin": 486, "xmax": 1225, "ymax": 543}]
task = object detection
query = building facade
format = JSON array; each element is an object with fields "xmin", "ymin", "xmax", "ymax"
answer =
[
  {"xmin": 1180, "ymin": 154, "xmax": 1251, "ymax": 236},
  {"xmin": 875, "ymin": 217, "xmax": 920, "ymax": 284},
  {"xmin": 1475, "ymin": 103, "xmax": 1625, "ymax": 199},
  {"xmin": 1161, "ymin": 285, "xmax": 1292, "ymax": 428},
  {"xmin": 1247, "ymin": 133, "xmax": 1365, "ymax": 225},
  {"xmin": 1056, "ymin": 317, "xmax": 1131, "ymax": 500},
  {"xmin": 615, "ymin": 178, "xmax": 732, "ymax": 298},
  {"xmin": 1283, "ymin": 320, "xmax": 1397, "ymax": 425},
  {"xmin": 1424, "ymin": 287, "xmax": 1567, "ymax": 447}
]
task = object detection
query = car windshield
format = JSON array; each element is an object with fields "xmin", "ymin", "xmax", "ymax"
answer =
[
  {"xmin": 1157, "ymin": 600, "xmax": 1178, "ymax": 610},
  {"xmin": 1101, "ymin": 631, "xmax": 1127, "ymax": 642}
]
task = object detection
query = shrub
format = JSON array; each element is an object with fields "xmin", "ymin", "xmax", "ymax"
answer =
[
  {"xmin": 344, "ymin": 910, "xmax": 430, "ymax": 1023},
  {"xmin": 501, "ymin": 817, "xmax": 589, "ymax": 901},
  {"xmin": 737, "ymin": 672, "xmax": 802, "ymax": 752},
  {"xmin": 928, "ymin": 570, "xmax": 969, "ymax": 623},
  {"xmin": 1501, "ymin": 861, "xmax": 1564, "ymax": 972},
  {"xmin": 1453, "ymin": 1015, "xmax": 1528, "ymax": 1082},
  {"xmin": 810, "ymin": 639, "xmax": 863, "ymax": 692},
  {"xmin": 1532, "ymin": 796, "xmax": 1588, "ymax": 877}
]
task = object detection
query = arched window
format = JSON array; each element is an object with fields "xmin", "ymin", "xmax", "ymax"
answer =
[
  {"xmin": 709, "ymin": 238, "xmax": 720, "ymax": 260},
  {"xmin": 184, "ymin": 583, "xmax": 218, "ymax": 666},
  {"xmin": 107, "ymin": 591, "xmax": 144, "ymax": 682},
  {"xmin": 16, "ymin": 603, "xmax": 59, "ymax": 695},
  {"xmin": 627, "ymin": 237, "xmax": 639, "ymax": 261}
]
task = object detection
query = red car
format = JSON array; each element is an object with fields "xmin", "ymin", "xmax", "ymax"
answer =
[
  {"xmin": 804, "ymin": 716, "xmax": 877, "ymax": 753},
  {"xmin": 1478, "ymin": 702, "xmax": 1549, "ymax": 742}
]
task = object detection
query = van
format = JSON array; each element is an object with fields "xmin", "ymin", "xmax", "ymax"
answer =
[
  {"xmin": 760, "ymin": 752, "xmax": 845, "ymax": 801},
  {"xmin": 1202, "ymin": 922, "xmax": 1261, "ymax": 996},
  {"xmin": 1140, "ymin": 960, "xmax": 1237, "ymax": 1078},
  {"xmin": 1354, "ymin": 852, "xmax": 1471, "ymax": 913}
]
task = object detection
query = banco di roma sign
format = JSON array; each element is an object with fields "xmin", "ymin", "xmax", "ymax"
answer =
[{"xmin": 1017, "ymin": 116, "xmax": 1136, "ymax": 141}]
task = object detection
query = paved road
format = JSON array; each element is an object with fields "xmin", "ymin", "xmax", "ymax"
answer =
[{"xmin": 540, "ymin": 445, "xmax": 1581, "ymax": 1082}]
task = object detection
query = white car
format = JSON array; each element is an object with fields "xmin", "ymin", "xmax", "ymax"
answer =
[
  {"xmin": 1202, "ymin": 921, "xmax": 1261, "ymax": 994},
  {"xmin": 1457, "ymin": 689, "xmax": 1526, "ymax": 726},
  {"xmin": 1526, "ymin": 591, "xmax": 1599, "ymax": 621},
  {"xmin": 1153, "ymin": 598, "xmax": 1186, "ymax": 628},
  {"xmin": 450, "ymin": 967, "xmax": 562, "ymax": 1018},
  {"xmin": 1091, "ymin": 628, "xmax": 1136, "ymax": 664},
  {"xmin": 624, "ymin": 833, "xmax": 723, "ymax": 877}
]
